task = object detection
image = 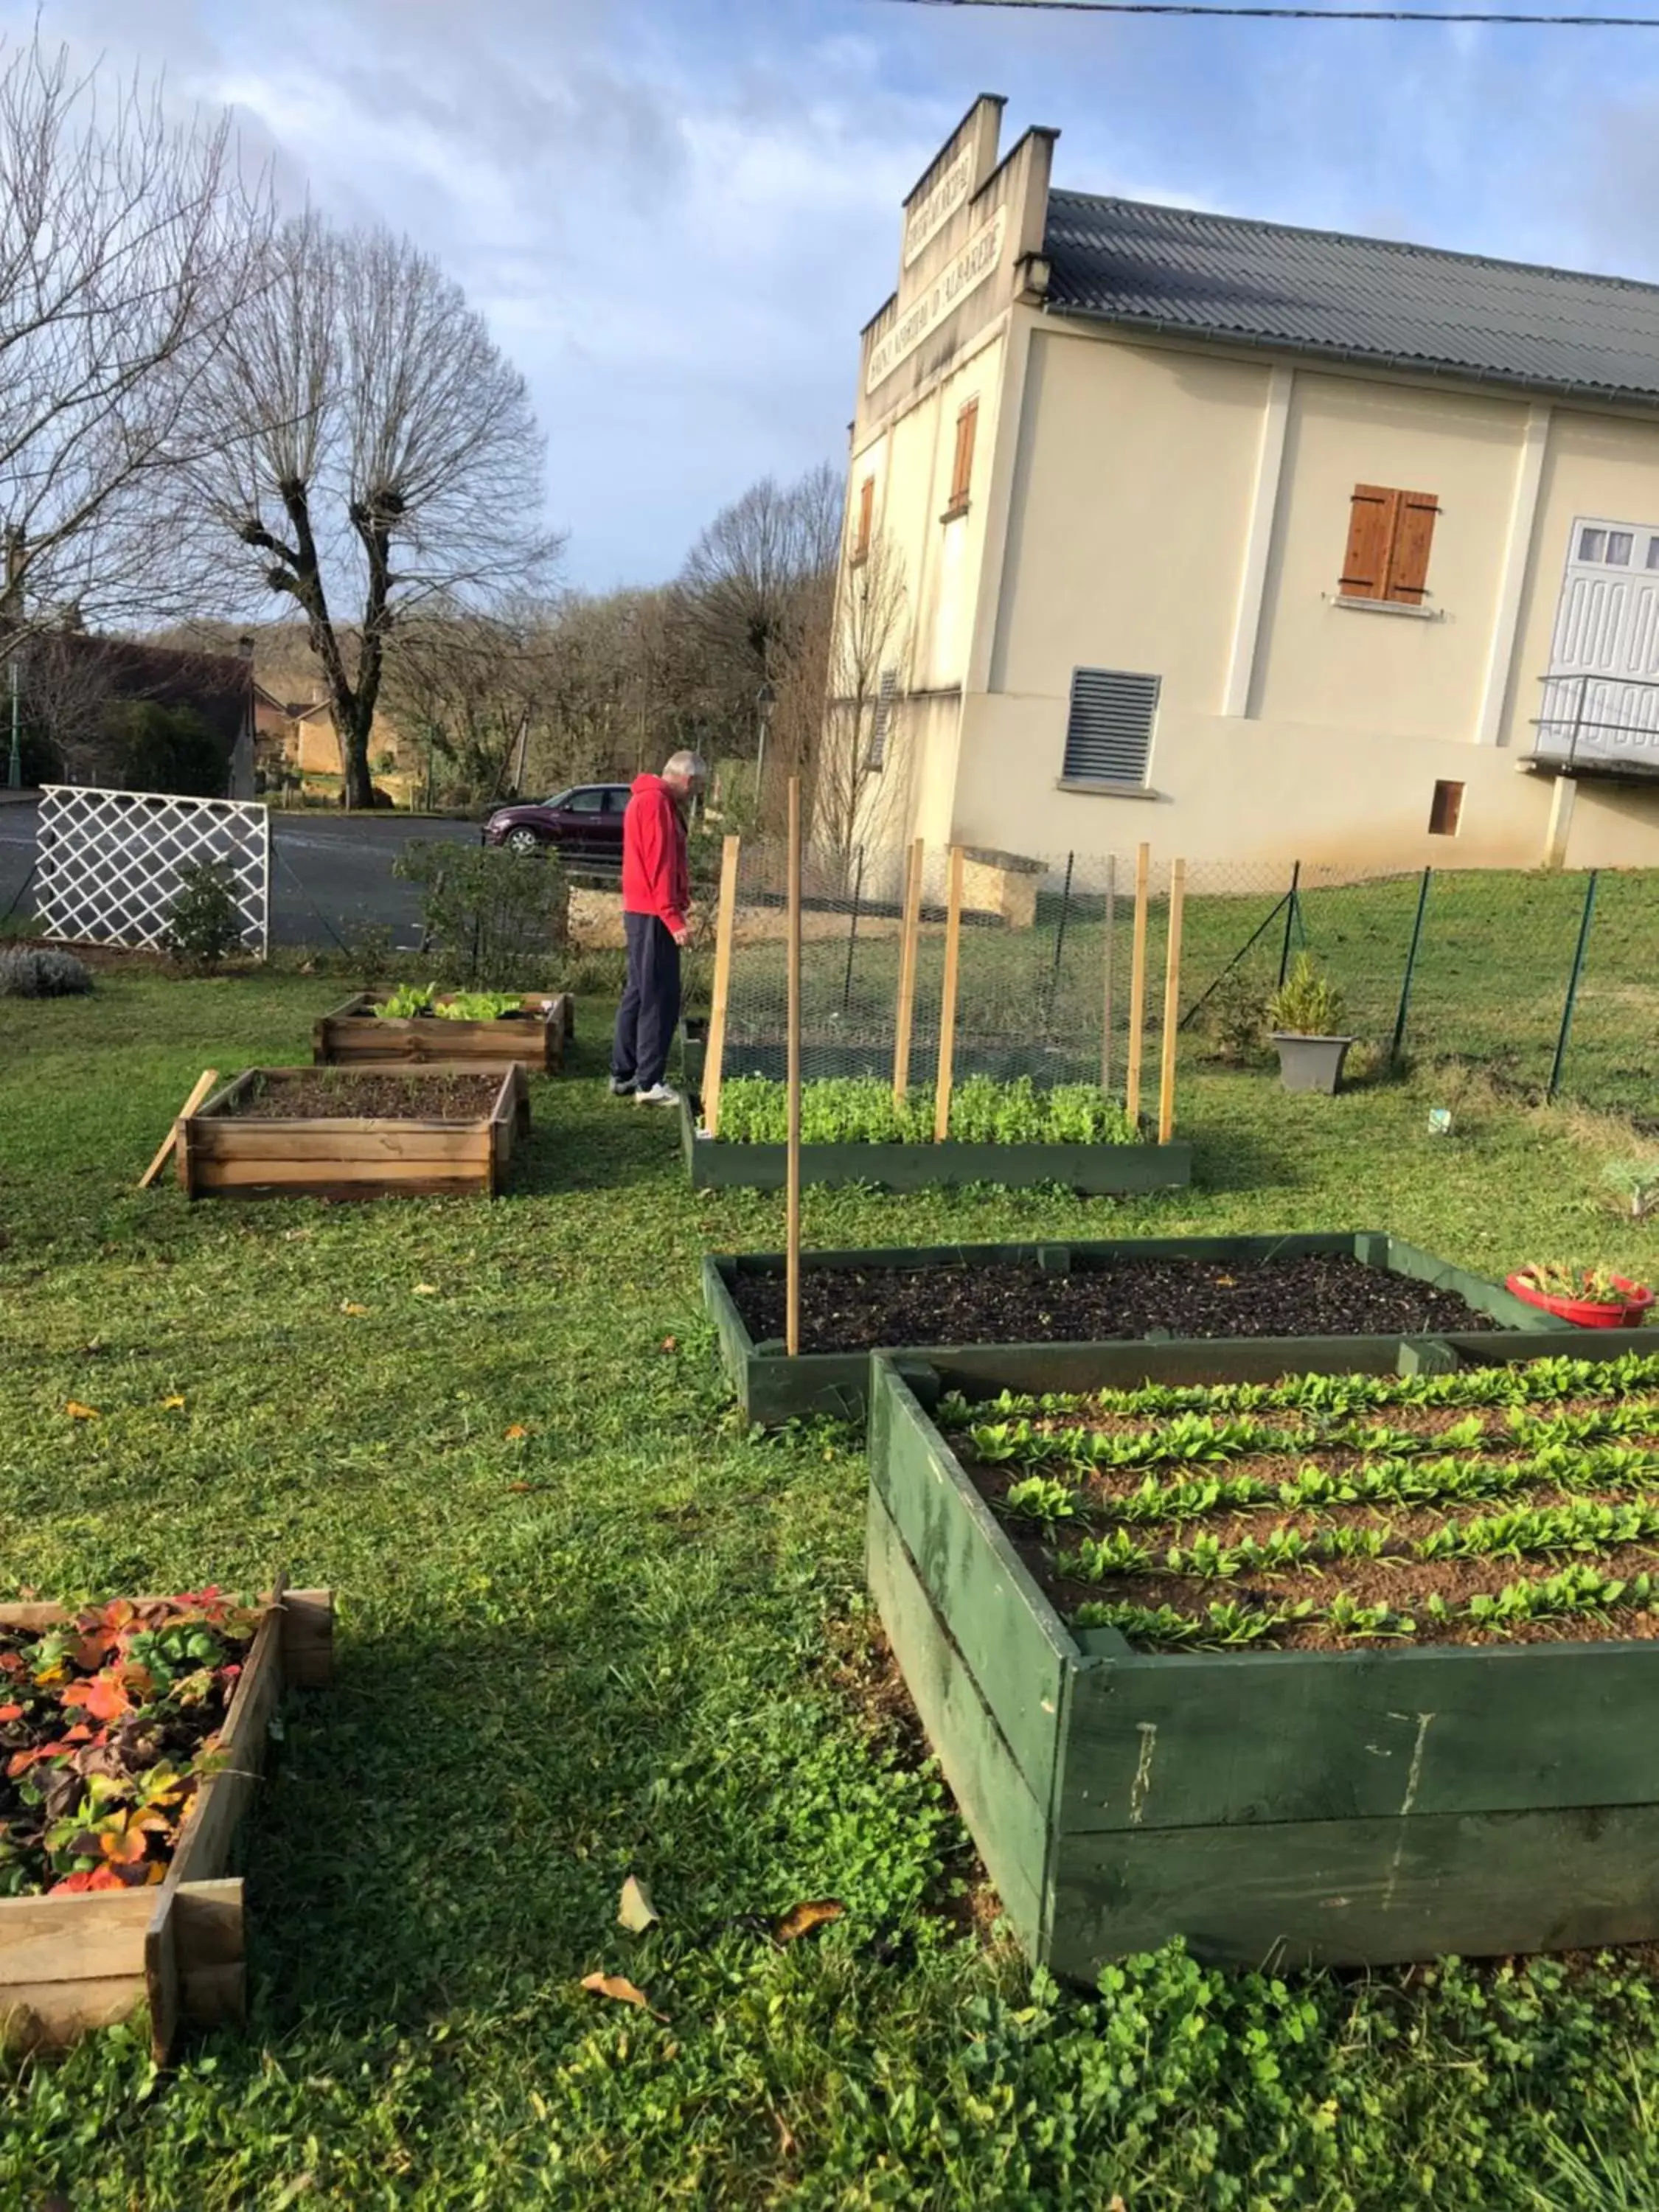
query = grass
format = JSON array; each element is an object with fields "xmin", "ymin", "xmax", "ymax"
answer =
[{"xmin": 2, "ymin": 966, "xmax": 1659, "ymax": 2205}]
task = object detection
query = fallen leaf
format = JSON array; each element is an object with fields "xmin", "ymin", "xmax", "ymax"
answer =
[
  {"xmin": 773, "ymin": 1899, "xmax": 844, "ymax": 1945},
  {"xmin": 65, "ymin": 1402, "xmax": 100, "ymax": 1422},
  {"xmin": 659, "ymin": 1336, "xmax": 678, "ymax": 1354},
  {"xmin": 579, "ymin": 1972, "xmax": 665, "ymax": 2020},
  {"xmin": 161, "ymin": 1394, "xmax": 187, "ymax": 1411},
  {"xmin": 339, "ymin": 1301, "xmax": 369, "ymax": 1317},
  {"xmin": 0, "ymin": 1703, "xmax": 21, "ymax": 1722},
  {"xmin": 1213, "ymin": 1275, "xmax": 1237, "ymax": 1288},
  {"xmin": 413, "ymin": 1283, "xmax": 439, "ymax": 1296},
  {"xmin": 504, "ymin": 1423, "xmax": 527, "ymax": 1441},
  {"xmin": 617, "ymin": 1875, "xmax": 659, "ymax": 1933}
]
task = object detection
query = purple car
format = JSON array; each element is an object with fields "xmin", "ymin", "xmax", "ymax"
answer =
[{"xmin": 482, "ymin": 783, "xmax": 631, "ymax": 866}]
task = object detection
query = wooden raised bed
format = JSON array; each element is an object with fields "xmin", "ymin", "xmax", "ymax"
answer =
[
  {"xmin": 867, "ymin": 1348, "xmax": 1659, "ymax": 1975},
  {"xmin": 178, "ymin": 1065, "xmax": 528, "ymax": 1200},
  {"xmin": 0, "ymin": 1585, "xmax": 332, "ymax": 2058},
  {"xmin": 681, "ymin": 1096, "xmax": 1192, "ymax": 1196},
  {"xmin": 314, "ymin": 991, "xmax": 574, "ymax": 1072},
  {"xmin": 704, "ymin": 1231, "xmax": 1576, "ymax": 1425}
]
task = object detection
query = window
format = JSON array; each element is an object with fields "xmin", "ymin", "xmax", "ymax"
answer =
[
  {"xmin": 943, "ymin": 400, "xmax": 978, "ymax": 520},
  {"xmin": 563, "ymin": 787, "xmax": 606, "ymax": 813},
  {"xmin": 1428, "ymin": 779, "xmax": 1464, "ymax": 837},
  {"xmin": 602, "ymin": 787, "xmax": 630, "ymax": 813},
  {"xmin": 1340, "ymin": 484, "xmax": 1441, "ymax": 605},
  {"xmin": 1579, "ymin": 521, "xmax": 1638, "ymax": 568},
  {"xmin": 866, "ymin": 669, "xmax": 898, "ymax": 771},
  {"xmin": 1060, "ymin": 668, "xmax": 1160, "ymax": 787},
  {"xmin": 852, "ymin": 475, "xmax": 874, "ymax": 564}
]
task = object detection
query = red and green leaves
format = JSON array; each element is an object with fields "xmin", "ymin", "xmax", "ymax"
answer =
[{"xmin": 0, "ymin": 1593, "xmax": 255, "ymax": 1899}]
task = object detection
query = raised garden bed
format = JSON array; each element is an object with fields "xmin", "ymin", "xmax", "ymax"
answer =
[
  {"xmin": 680, "ymin": 1094, "xmax": 1192, "ymax": 1196},
  {"xmin": 178, "ymin": 1065, "xmax": 528, "ymax": 1200},
  {"xmin": 314, "ymin": 990, "xmax": 574, "ymax": 1072},
  {"xmin": 706, "ymin": 1232, "xmax": 1576, "ymax": 1425},
  {"xmin": 868, "ymin": 1342, "xmax": 1659, "ymax": 1975},
  {"xmin": 0, "ymin": 1584, "xmax": 332, "ymax": 2056}
]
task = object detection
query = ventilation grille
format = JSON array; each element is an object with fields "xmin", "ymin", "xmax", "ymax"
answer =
[{"xmin": 1061, "ymin": 668, "xmax": 1160, "ymax": 785}]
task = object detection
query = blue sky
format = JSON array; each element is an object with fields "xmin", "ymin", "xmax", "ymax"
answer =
[{"xmin": 16, "ymin": 0, "xmax": 1659, "ymax": 586}]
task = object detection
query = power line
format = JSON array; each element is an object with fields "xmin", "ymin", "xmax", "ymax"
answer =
[{"xmin": 882, "ymin": 0, "xmax": 1659, "ymax": 24}]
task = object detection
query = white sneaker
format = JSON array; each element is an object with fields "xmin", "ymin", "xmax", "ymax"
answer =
[{"xmin": 633, "ymin": 1083, "xmax": 681, "ymax": 1107}]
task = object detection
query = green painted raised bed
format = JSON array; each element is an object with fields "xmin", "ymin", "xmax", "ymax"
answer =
[
  {"xmin": 703, "ymin": 1231, "xmax": 1579, "ymax": 1426},
  {"xmin": 867, "ymin": 1346, "xmax": 1659, "ymax": 1975},
  {"xmin": 681, "ymin": 1096, "xmax": 1191, "ymax": 1196}
]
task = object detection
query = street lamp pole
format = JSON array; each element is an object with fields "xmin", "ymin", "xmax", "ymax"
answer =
[
  {"xmin": 754, "ymin": 681, "xmax": 776, "ymax": 816},
  {"xmin": 7, "ymin": 653, "xmax": 19, "ymax": 792}
]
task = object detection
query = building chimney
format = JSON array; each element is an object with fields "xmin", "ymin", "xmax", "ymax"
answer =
[{"xmin": 236, "ymin": 634, "xmax": 255, "ymax": 660}]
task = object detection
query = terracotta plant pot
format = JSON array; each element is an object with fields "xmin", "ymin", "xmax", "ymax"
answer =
[
  {"xmin": 1504, "ymin": 1272, "xmax": 1655, "ymax": 1329},
  {"xmin": 1270, "ymin": 1032, "xmax": 1356, "ymax": 1096}
]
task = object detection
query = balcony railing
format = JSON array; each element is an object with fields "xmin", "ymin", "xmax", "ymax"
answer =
[{"xmin": 1533, "ymin": 671, "xmax": 1659, "ymax": 776}]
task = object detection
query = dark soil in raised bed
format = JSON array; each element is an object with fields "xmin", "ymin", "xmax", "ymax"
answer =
[
  {"xmin": 731, "ymin": 1253, "xmax": 1500, "ymax": 1353},
  {"xmin": 222, "ymin": 1071, "xmax": 505, "ymax": 1121}
]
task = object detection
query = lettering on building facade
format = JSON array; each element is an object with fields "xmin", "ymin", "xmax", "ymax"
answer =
[
  {"xmin": 902, "ymin": 144, "xmax": 976, "ymax": 268},
  {"xmin": 867, "ymin": 206, "xmax": 1006, "ymax": 394}
]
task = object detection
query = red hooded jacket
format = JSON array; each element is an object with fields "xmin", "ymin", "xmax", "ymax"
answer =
[{"xmin": 621, "ymin": 773, "xmax": 690, "ymax": 935}]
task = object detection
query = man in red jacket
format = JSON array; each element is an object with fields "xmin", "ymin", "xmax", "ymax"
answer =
[{"xmin": 611, "ymin": 750, "xmax": 706, "ymax": 1105}]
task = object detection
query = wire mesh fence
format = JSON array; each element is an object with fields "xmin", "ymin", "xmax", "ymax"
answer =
[{"xmin": 694, "ymin": 837, "xmax": 1659, "ymax": 1135}]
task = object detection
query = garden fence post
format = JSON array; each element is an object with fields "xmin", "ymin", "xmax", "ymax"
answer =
[
  {"xmin": 1389, "ymin": 866, "xmax": 1433, "ymax": 1070},
  {"xmin": 933, "ymin": 846, "xmax": 966, "ymax": 1142},
  {"xmin": 1046, "ymin": 850, "xmax": 1075, "ymax": 1033},
  {"xmin": 785, "ymin": 778, "xmax": 802, "ymax": 1358},
  {"xmin": 841, "ymin": 844, "xmax": 864, "ymax": 1014},
  {"xmin": 1278, "ymin": 859, "xmax": 1302, "ymax": 989},
  {"xmin": 891, "ymin": 837, "xmax": 925, "ymax": 1105},
  {"xmin": 1099, "ymin": 852, "xmax": 1116, "ymax": 1093},
  {"xmin": 1158, "ymin": 858, "xmax": 1186, "ymax": 1144},
  {"xmin": 700, "ymin": 834, "xmax": 742, "ymax": 1137},
  {"xmin": 1548, "ymin": 869, "xmax": 1599, "ymax": 1101},
  {"xmin": 1125, "ymin": 842, "xmax": 1151, "ymax": 1124}
]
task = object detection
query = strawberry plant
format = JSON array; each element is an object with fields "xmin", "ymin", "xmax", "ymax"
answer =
[{"xmin": 0, "ymin": 1591, "xmax": 257, "ymax": 1896}]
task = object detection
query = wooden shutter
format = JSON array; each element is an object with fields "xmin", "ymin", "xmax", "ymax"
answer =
[
  {"xmin": 1384, "ymin": 490, "xmax": 1439, "ymax": 605},
  {"xmin": 948, "ymin": 402, "xmax": 978, "ymax": 511},
  {"xmin": 1340, "ymin": 485, "xmax": 1397, "ymax": 599},
  {"xmin": 853, "ymin": 475, "xmax": 874, "ymax": 562},
  {"xmin": 1062, "ymin": 669, "xmax": 1160, "ymax": 784}
]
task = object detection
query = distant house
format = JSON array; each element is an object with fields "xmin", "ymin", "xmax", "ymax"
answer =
[
  {"xmin": 24, "ymin": 632, "xmax": 257, "ymax": 799},
  {"xmin": 841, "ymin": 96, "xmax": 1659, "ymax": 871},
  {"xmin": 251, "ymin": 684, "xmax": 342, "ymax": 782}
]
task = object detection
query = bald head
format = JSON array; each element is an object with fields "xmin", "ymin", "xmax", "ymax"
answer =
[{"xmin": 663, "ymin": 750, "xmax": 706, "ymax": 798}]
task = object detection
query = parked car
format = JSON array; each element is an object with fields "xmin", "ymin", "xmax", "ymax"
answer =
[{"xmin": 482, "ymin": 783, "xmax": 631, "ymax": 866}]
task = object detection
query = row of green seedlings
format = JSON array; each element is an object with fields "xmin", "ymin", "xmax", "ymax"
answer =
[
  {"xmin": 949, "ymin": 1352, "xmax": 1659, "ymax": 1650},
  {"xmin": 714, "ymin": 1074, "xmax": 1137, "ymax": 1147}
]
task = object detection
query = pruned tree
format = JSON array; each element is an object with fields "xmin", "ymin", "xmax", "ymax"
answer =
[
  {"xmin": 190, "ymin": 214, "xmax": 560, "ymax": 807},
  {"xmin": 380, "ymin": 594, "xmax": 563, "ymax": 808},
  {"xmin": 0, "ymin": 32, "xmax": 270, "ymax": 641},
  {"xmin": 800, "ymin": 529, "xmax": 911, "ymax": 886}
]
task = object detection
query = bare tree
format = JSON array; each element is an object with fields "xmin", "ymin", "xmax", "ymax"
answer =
[
  {"xmin": 191, "ymin": 215, "xmax": 559, "ymax": 807},
  {"xmin": 671, "ymin": 462, "xmax": 841, "ymax": 760},
  {"xmin": 380, "ymin": 594, "xmax": 562, "ymax": 807},
  {"xmin": 799, "ymin": 530, "xmax": 911, "ymax": 883},
  {"xmin": 0, "ymin": 32, "xmax": 269, "ymax": 641}
]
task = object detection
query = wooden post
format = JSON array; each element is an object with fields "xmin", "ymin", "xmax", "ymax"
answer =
[
  {"xmin": 785, "ymin": 777, "xmax": 803, "ymax": 1359},
  {"xmin": 1124, "ymin": 842, "xmax": 1152, "ymax": 1124},
  {"xmin": 891, "ymin": 836, "xmax": 925, "ymax": 1105},
  {"xmin": 700, "ymin": 834, "xmax": 742, "ymax": 1135},
  {"xmin": 138, "ymin": 1070, "xmax": 219, "ymax": 1190},
  {"xmin": 933, "ymin": 845, "xmax": 966, "ymax": 1142},
  {"xmin": 1158, "ymin": 858, "xmax": 1187, "ymax": 1144},
  {"xmin": 1099, "ymin": 852, "xmax": 1117, "ymax": 1093}
]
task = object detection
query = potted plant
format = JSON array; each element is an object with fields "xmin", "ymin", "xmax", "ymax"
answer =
[
  {"xmin": 1266, "ymin": 955, "xmax": 1356, "ymax": 1095},
  {"xmin": 1505, "ymin": 1261, "xmax": 1655, "ymax": 1329}
]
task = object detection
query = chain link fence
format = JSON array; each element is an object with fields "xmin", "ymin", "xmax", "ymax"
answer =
[{"xmin": 692, "ymin": 838, "xmax": 1659, "ymax": 1133}]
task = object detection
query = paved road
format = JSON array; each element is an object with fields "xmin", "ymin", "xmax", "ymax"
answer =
[{"xmin": 0, "ymin": 801, "xmax": 481, "ymax": 949}]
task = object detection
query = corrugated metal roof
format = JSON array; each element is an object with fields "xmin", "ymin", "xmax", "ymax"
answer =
[{"xmin": 1042, "ymin": 191, "xmax": 1659, "ymax": 406}]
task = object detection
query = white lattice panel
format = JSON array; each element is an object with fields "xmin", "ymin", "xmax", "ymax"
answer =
[{"xmin": 35, "ymin": 785, "xmax": 269, "ymax": 955}]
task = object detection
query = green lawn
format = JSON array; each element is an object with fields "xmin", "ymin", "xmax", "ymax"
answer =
[{"xmin": 3, "ymin": 967, "xmax": 1659, "ymax": 2208}]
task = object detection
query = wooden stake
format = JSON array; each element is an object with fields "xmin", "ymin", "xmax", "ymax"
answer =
[
  {"xmin": 1124, "ymin": 842, "xmax": 1151, "ymax": 1124},
  {"xmin": 700, "ymin": 834, "xmax": 742, "ymax": 1136},
  {"xmin": 933, "ymin": 846, "xmax": 966, "ymax": 1142},
  {"xmin": 138, "ymin": 1069, "xmax": 218, "ymax": 1190},
  {"xmin": 1099, "ymin": 852, "xmax": 1117, "ymax": 1093},
  {"xmin": 785, "ymin": 777, "xmax": 803, "ymax": 1360},
  {"xmin": 891, "ymin": 836, "xmax": 925, "ymax": 1105},
  {"xmin": 1158, "ymin": 858, "xmax": 1187, "ymax": 1144}
]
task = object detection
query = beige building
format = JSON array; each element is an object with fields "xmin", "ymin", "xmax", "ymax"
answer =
[{"xmin": 838, "ymin": 95, "xmax": 1659, "ymax": 872}]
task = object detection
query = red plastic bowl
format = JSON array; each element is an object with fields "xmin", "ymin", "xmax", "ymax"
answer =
[{"xmin": 1505, "ymin": 1272, "xmax": 1655, "ymax": 1329}]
